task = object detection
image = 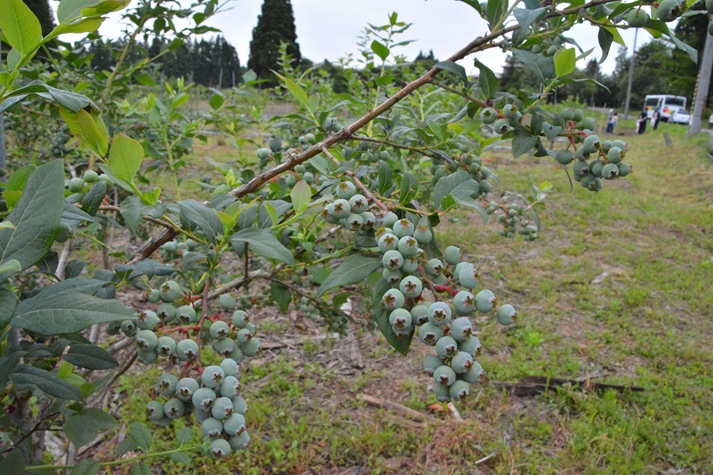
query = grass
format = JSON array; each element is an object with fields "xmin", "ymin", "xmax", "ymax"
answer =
[{"xmin": 108, "ymin": 120, "xmax": 713, "ymax": 474}]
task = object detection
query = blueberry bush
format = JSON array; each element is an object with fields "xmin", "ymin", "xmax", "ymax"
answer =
[{"xmin": 0, "ymin": 0, "xmax": 701, "ymax": 471}]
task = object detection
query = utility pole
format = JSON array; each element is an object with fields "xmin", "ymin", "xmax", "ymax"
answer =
[
  {"xmin": 689, "ymin": 32, "xmax": 713, "ymax": 135},
  {"xmin": 623, "ymin": 28, "xmax": 638, "ymax": 120}
]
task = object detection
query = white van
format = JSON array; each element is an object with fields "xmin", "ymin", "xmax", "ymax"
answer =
[{"xmin": 643, "ymin": 95, "xmax": 687, "ymax": 121}]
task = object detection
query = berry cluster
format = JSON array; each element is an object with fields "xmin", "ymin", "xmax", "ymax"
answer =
[
  {"xmin": 50, "ymin": 125, "xmax": 71, "ymax": 157},
  {"xmin": 375, "ymin": 217, "xmax": 515, "ymax": 401},
  {"xmin": 320, "ymin": 180, "xmax": 377, "ymax": 234},
  {"xmin": 555, "ymin": 134, "xmax": 632, "ymax": 192},
  {"xmin": 108, "ymin": 280, "xmax": 261, "ymax": 457}
]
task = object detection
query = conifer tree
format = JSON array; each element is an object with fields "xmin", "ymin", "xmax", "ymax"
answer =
[
  {"xmin": 23, "ymin": 0, "xmax": 55, "ymax": 37},
  {"xmin": 247, "ymin": 0, "xmax": 301, "ymax": 85}
]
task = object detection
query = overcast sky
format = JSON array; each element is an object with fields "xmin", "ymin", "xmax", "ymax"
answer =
[{"xmin": 91, "ymin": 0, "xmax": 655, "ymax": 76}]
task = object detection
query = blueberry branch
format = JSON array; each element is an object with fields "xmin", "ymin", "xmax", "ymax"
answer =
[{"xmin": 321, "ymin": 146, "xmax": 389, "ymax": 212}]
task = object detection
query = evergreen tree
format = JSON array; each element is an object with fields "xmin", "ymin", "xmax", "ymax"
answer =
[
  {"xmin": 248, "ymin": 0, "xmax": 301, "ymax": 85},
  {"xmin": 23, "ymin": 0, "xmax": 55, "ymax": 37}
]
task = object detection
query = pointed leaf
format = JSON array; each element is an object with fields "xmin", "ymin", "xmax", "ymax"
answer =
[
  {"xmin": 63, "ymin": 344, "xmax": 119, "ymax": 370},
  {"xmin": 434, "ymin": 60, "xmax": 467, "ymax": 83},
  {"xmin": 10, "ymin": 364, "xmax": 83, "ymax": 400},
  {"xmin": 107, "ymin": 134, "xmax": 143, "ymax": 188},
  {"xmin": 290, "ymin": 180, "xmax": 311, "ymax": 214},
  {"xmin": 230, "ymin": 227, "xmax": 295, "ymax": 266},
  {"xmin": 0, "ymin": 0, "xmax": 42, "ymax": 55},
  {"xmin": 373, "ymin": 277, "xmax": 413, "ymax": 356},
  {"xmin": 317, "ymin": 255, "xmax": 383, "ymax": 298}
]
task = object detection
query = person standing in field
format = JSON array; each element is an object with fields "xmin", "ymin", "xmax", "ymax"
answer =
[
  {"xmin": 638, "ymin": 110, "xmax": 647, "ymax": 134},
  {"xmin": 652, "ymin": 108, "xmax": 661, "ymax": 131},
  {"xmin": 606, "ymin": 109, "xmax": 615, "ymax": 133},
  {"xmin": 611, "ymin": 112, "xmax": 618, "ymax": 133}
]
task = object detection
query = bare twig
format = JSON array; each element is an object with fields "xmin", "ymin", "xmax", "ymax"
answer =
[
  {"xmin": 429, "ymin": 79, "xmax": 488, "ymax": 108},
  {"xmin": 357, "ymin": 394, "xmax": 431, "ymax": 422},
  {"xmin": 194, "ymin": 279, "xmax": 211, "ymax": 364},
  {"xmin": 56, "ymin": 241, "xmax": 71, "ymax": 280}
]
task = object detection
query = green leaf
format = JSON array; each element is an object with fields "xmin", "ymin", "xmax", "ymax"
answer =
[
  {"xmin": 76, "ymin": 109, "xmax": 108, "ymax": 156},
  {"xmin": 209, "ymin": 93, "xmax": 224, "ymax": 111},
  {"xmin": 0, "ymin": 286, "xmax": 18, "ymax": 327},
  {"xmin": 450, "ymin": 181, "xmax": 489, "ymax": 224},
  {"xmin": 81, "ymin": 181, "xmax": 107, "ymax": 216},
  {"xmin": 486, "ymin": 0, "xmax": 508, "ymax": 30},
  {"xmin": 512, "ymin": 49, "xmax": 555, "ymax": 84},
  {"xmin": 69, "ymin": 459, "xmax": 101, "ymax": 475},
  {"xmin": 129, "ymin": 422, "xmax": 152, "ymax": 450},
  {"xmin": 11, "ymin": 278, "xmax": 134, "ymax": 335},
  {"xmin": 273, "ymin": 72, "xmax": 309, "ymax": 109},
  {"xmin": 264, "ymin": 202, "xmax": 279, "ymax": 229},
  {"xmin": 290, "ymin": 180, "xmax": 311, "ymax": 214},
  {"xmin": 0, "ymin": 0, "xmax": 42, "ymax": 56},
  {"xmin": 57, "ymin": 0, "xmax": 113, "ymax": 23},
  {"xmin": 513, "ymin": 7, "xmax": 548, "ymax": 29},
  {"xmin": 178, "ymin": 200, "xmax": 223, "ymax": 244},
  {"xmin": 170, "ymin": 452, "xmax": 192, "ymax": 465},
  {"xmin": 270, "ymin": 281, "xmax": 292, "ymax": 314},
  {"xmin": 177, "ymin": 427, "xmax": 193, "ymax": 446},
  {"xmin": 399, "ymin": 172, "xmax": 419, "ymax": 205},
  {"xmin": 116, "ymin": 438, "xmax": 137, "ymax": 458},
  {"xmin": 378, "ymin": 161, "xmax": 392, "ymax": 196},
  {"xmin": 134, "ymin": 73, "xmax": 156, "ymax": 86},
  {"xmin": 473, "ymin": 59, "xmax": 499, "ymax": 99},
  {"xmin": 542, "ymin": 122, "xmax": 562, "ymax": 141},
  {"xmin": 216, "ymin": 211, "xmax": 237, "ymax": 236},
  {"xmin": 317, "ymin": 255, "xmax": 383, "ymax": 298},
  {"xmin": 63, "ymin": 408, "xmax": 117, "ymax": 448},
  {"xmin": 2, "ymin": 165, "xmax": 35, "ymax": 209},
  {"xmin": 131, "ymin": 462, "xmax": 152, "ymax": 475},
  {"xmin": 46, "ymin": 17, "xmax": 104, "ymax": 41},
  {"xmin": 10, "ymin": 364, "xmax": 83, "ymax": 400},
  {"xmin": 119, "ymin": 196, "xmax": 166, "ymax": 232},
  {"xmin": 373, "ymin": 277, "xmax": 413, "ymax": 356},
  {"xmin": 0, "ymin": 450, "xmax": 25, "ymax": 475},
  {"xmin": 434, "ymin": 170, "xmax": 471, "ymax": 210},
  {"xmin": 512, "ymin": 128, "xmax": 538, "ymax": 158},
  {"xmin": 230, "ymin": 228, "xmax": 295, "ymax": 266},
  {"xmin": 63, "ymin": 344, "xmax": 119, "ymax": 370},
  {"xmin": 107, "ymin": 134, "xmax": 143, "ymax": 189},
  {"xmin": 0, "ymin": 160, "xmax": 64, "ymax": 271},
  {"xmin": 434, "ymin": 60, "xmax": 467, "ymax": 83},
  {"xmin": 554, "ymin": 48, "xmax": 576, "ymax": 78},
  {"xmin": 371, "ymin": 40, "xmax": 390, "ymax": 61}
]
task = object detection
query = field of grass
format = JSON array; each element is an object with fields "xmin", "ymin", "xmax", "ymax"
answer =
[{"xmin": 103, "ymin": 120, "xmax": 713, "ymax": 474}]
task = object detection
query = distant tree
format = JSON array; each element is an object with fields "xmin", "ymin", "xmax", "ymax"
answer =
[
  {"xmin": 23, "ymin": 0, "xmax": 55, "ymax": 37},
  {"xmin": 248, "ymin": 0, "xmax": 301, "ymax": 85}
]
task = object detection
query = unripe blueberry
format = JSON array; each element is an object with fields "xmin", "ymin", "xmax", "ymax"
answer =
[
  {"xmin": 480, "ymin": 107, "xmax": 498, "ymax": 124},
  {"xmin": 138, "ymin": 349, "xmax": 158, "ymax": 364},
  {"xmin": 434, "ymin": 383, "xmax": 452, "ymax": 402},
  {"xmin": 136, "ymin": 330, "xmax": 158, "ymax": 351},
  {"xmin": 223, "ymin": 412, "xmax": 246, "ymax": 436},
  {"xmin": 493, "ymin": 118, "xmax": 511, "ymax": 134},
  {"xmin": 401, "ymin": 255, "xmax": 419, "ymax": 274},
  {"xmin": 146, "ymin": 401, "xmax": 164, "ymax": 421},
  {"xmin": 582, "ymin": 117, "xmax": 597, "ymax": 130},
  {"xmin": 389, "ymin": 308, "xmax": 412, "ymax": 330},
  {"xmin": 232, "ymin": 396, "xmax": 248, "ymax": 415},
  {"xmin": 573, "ymin": 160, "xmax": 590, "ymax": 177},
  {"xmin": 336, "ymin": 181, "xmax": 357, "ymax": 199},
  {"xmin": 463, "ymin": 362, "xmax": 486, "ymax": 384},
  {"xmin": 657, "ymin": 0, "xmax": 682, "ymax": 22},
  {"xmin": 413, "ymin": 224, "xmax": 433, "ymax": 244},
  {"xmin": 453, "ymin": 291, "xmax": 476, "ymax": 316},
  {"xmin": 425, "ymin": 259, "xmax": 443, "ymax": 277},
  {"xmin": 220, "ymin": 358, "xmax": 239, "ymax": 377},
  {"xmin": 435, "ymin": 336, "xmax": 458, "ymax": 359},
  {"xmin": 242, "ymin": 338, "xmax": 262, "ymax": 357},
  {"xmin": 257, "ymin": 148, "xmax": 271, "ymax": 160},
  {"xmin": 202, "ymin": 366, "xmax": 225, "ymax": 389},
  {"xmin": 210, "ymin": 439, "xmax": 232, "ymax": 458},
  {"xmin": 454, "ymin": 262, "xmax": 473, "ymax": 276},
  {"xmin": 193, "ymin": 387, "xmax": 217, "ymax": 410},
  {"xmin": 443, "ymin": 246, "xmax": 462, "ymax": 266},
  {"xmin": 157, "ymin": 373, "xmax": 178, "ymax": 396},
  {"xmin": 496, "ymin": 304, "xmax": 517, "ymax": 325},
  {"xmin": 229, "ymin": 432, "xmax": 251, "ymax": 451},
  {"xmin": 361, "ymin": 211, "xmax": 376, "ymax": 230},
  {"xmin": 120, "ymin": 319, "xmax": 137, "ymax": 337},
  {"xmin": 137, "ymin": 311, "xmax": 159, "ymax": 331},
  {"xmin": 582, "ymin": 135, "xmax": 601, "ymax": 153},
  {"xmin": 423, "ymin": 355, "xmax": 444, "ymax": 377},
  {"xmin": 555, "ymin": 149, "xmax": 574, "ymax": 165},
  {"xmin": 450, "ymin": 317, "xmax": 474, "ymax": 342},
  {"xmin": 232, "ymin": 310, "xmax": 250, "ymax": 328},
  {"xmin": 349, "ymin": 194, "xmax": 368, "ymax": 214},
  {"xmin": 607, "ymin": 147, "xmax": 623, "ymax": 164},
  {"xmin": 392, "ymin": 219, "xmax": 415, "ymax": 238},
  {"xmin": 475, "ymin": 290, "xmax": 497, "ymax": 314},
  {"xmin": 399, "ymin": 276, "xmax": 422, "ymax": 298},
  {"xmin": 202, "ymin": 417, "xmax": 223, "ymax": 439},
  {"xmin": 382, "ymin": 289, "xmax": 405, "ymax": 311},
  {"xmin": 332, "ymin": 199, "xmax": 351, "ymax": 219},
  {"xmin": 418, "ymin": 322, "xmax": 444, "ymax": 346},
  {"xmin": 428, "ymin": 302, "xmax": 452, "ymax": 326},
  {"xmin": 449, "ymin": 380, "xmax": 471, "ymax": 401},
  {"xmin": 503, "ymin": 103, "xmax": 519, "ymax": 121},
  {"xmin": 459, "ymin": 335, "xmax": 482, "ymax": 357},
  {"xmin": 382, "ymin": 268, "xmax": 402, "ymax": 285},
  {"xmin": 176, "ymin": 339, "xmax": 198, "ymax": 361},
  {"xmin": 237, "ymin": 328, "xmax": 253, "ymax": 346},
  {"xmin": 575, "ymin": 147, "xmax": 590, "ymax": 162},
  {"xmin": 83, "ymin": 170, "xmax": 98, "ymax": 183},
  {"xmin": 219, "ymin": 294, "xmax": 236, "ymax": 311},
  {"xmin": 617, "ymin": 162, "xmax": 632, "ymax": 177},
  {"xmin": 382, "ymin": 250, "xmax": 404, "ymax": 270},
  {"xmin": 211, "ymin": 396, "xmax": 234, "ymax": 420},
  {"xmin": 164, "ymin": 398, "xmax": 185, "ymax": 419},
  {"xmin": 68, "ymin": 177, "xmax": 85, "ymax": 193},
  {"xmin": 347, "ymin": 213, "xmax": 363, "ymax": 231},
  {"xmin": 229, "ymin": 346, "xmax": 245, "ymax": 364},
  {"xmin": 210, "ymin": 321, "xmax": 230, "ymax": 339},
  {"xmin": 397, "ymin": 236, "xmax": 419, "ymax": 256},
  {"xmin": 220, "ymin": 376, "xmax": 241, "ymax": 398},
  {"xmin": 410, "ymin": 304, "xmax": 430, "ymax": 326},
  {"xmin": 159, "ymin": 280, "xmax": 182, "ymax": 302},
  {"xmin": 212, "ymin": 337, "xmax": 236, "ymax": 357},
  {"xmin": 601, "ymin": 163, "xmax": 619, "ymax": 180},
  {"xmin": 146, "ymin": 289, "xmax": 161, "ymax": 303},
  {"xmin": 176, "ymin": 305, "xmax": 196, "ymax": 324},
  {"xmin": 382, "ymin": 211, "xmax": 398, "ymax": 228},
  {"xmin": 176, "ymin": 378, "xmax": 200, "ymax": 402},
  {"xmin": 433, "ymin": 365, "xmax": 457, "ymax": 386},
  {"xmin": 156, "ymin": 303, "xmax": 176, "ymax": 323},
  {"xmin": 451, "ymin": 351, "xmax": 474, "ymax": 374},
  {"xmin": 54, "ymin": 222, "xmax": 71, "ymax": 243},
  {"xmin": 627, "ymin": 7, "xmax": 649, "ymax": 26},
  {"xmin": 378, "ymin": 233, "xmax": 399, "ymax": 253}
]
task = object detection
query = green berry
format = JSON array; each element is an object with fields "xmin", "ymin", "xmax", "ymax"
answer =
[
  {"xmin": 443, "ymin": 246, "xmax": 461, "ymax": 266},
  {"xmin": 382, "ymin": 289, "xmax": 405, "ymax": 311},
  {"xmin": 428, "ymin": 302, "xmax": 452, "ymax": 326},
  {"xmin": 202, "ymin": 417, "xmax": 223, "ymax": 439},
  {"xmin": 450, "ymin": 317, "xmax": 473, "ymax": 342},
  {"xmin": 475, "ymin": 290, "xmax": 496, "ymax": 314},
  {"xmin": 451, "ymin": 351, "xmax": 474, "ymax": 374},
  {"xmin": 607, "ymin": 147, "xmax": 623, "ymax": 164},
  {"xmin": 202, "ymin": 366, "xmax": 225, "ymax": 389},
  {"xmin": 336, "ymin": 181, "xmax": 357, "ymax": 199},
  {"xmin": 232, "ymin": 310, "xmax": 250, "ymax": 328},
  {"xmin": 332, "ymin": 199, "xmax": 351, "ymax": 218},
  {"xmin": 463, "ymin": 362, "xmax": 486, "ymax": 384},
  {"xmin": 193, "ymin": 387, "xmax": 217, "ymax": 411},
  {"xmin": 257, "ymin": 148, "xmax": 271, "ymax": 159},
  {"xmin": 435, "ymin": 336, "xmax": 458, "ymax": 359},
  {"xmin": 361, "ymin": 212, "xmax": 376, "ymax": 230},
  {"xmin": 220, "ymin": 358, "xmax": 239, "ymax": 377},
  {"xmin": 389, "ymin": 308, "xmax": 412, "ymax": 330},
  {"xmin": 392, "ymin": 219, "xmax": 415, "ymax": 238},
  {"xmin": 433, "ymin": 365, "xmax": 456, "ymax": 386},
  {"xmin": 242, "ymin": 338, "xmax": 262, "ymax": 357},
  {"xmin": 657, "ymin": 0, "xmax": 682, "ymax": 22},
  {"xmin": 382, "ymin": 250, "xmax": 404, "ymax": 270},
  {"xmin": 176, "ymin": 378, "xmax": 199, "ymax": 402},
  {"xmin": 496, "ymin": 304, "xmax": 517, "ymax": 325},
  {"xmin": 210, "ymin": 321, "xmax": 230, "ymax": 339},
  {"xmin": 459, "ymin": 335, "xmax": 482, "ymax": 357},
  {"xmin": 349, "ymin": 194, "xmax": 368, "ymax": 213},
  {"xmin": 157, "ymin": 373, "xmax": 178, "ymax": 396},
  {"xmin": 399, "ymin": 276, "xmax": 422, "ymax": 298},
  {"xmin": 232, "ymin": 396, "xmax": 248, "ymax": 415},
  {"xmin": 397, "ymin": 236, "xmax": 419, "ymax": 256},
  {"xmin": 601, "ymin": 163, "xmax": 619, "ymax": 180},
  {"xmin": 229, "ymin": 346, "xmax": 245, "ymax": 364},
  {"xmin": 212, "ymin": 337, "xmax": 236, "ymax": 357},
  {"xmin": 503, "ymin": 104, "xmax": 519, "ymax": 121},
  {"xmin": 210, "ymin": 438, "xmax": 232, "ymax": 458},
  {"xmin": 480, "ymin": 107, "xmax": 498, "ymax": 124},
  {"xmin": 449, "ymin": 380, "xmax": 471, "ymax": 401},
  {"xmin": 176, "ymin": 305, "xmax": 197, "ymax": 324},
  {"xmin": 137, "ymin": 311, "xmax": 159, "ymax": 331},
  {"xmin": 146, "ymin": 289, "xmax": 161, "ymax": 303},
  {"xmin": 347, "ymin": 214, "xmax": 363, "ymax": 231},
  {"xmin": 617, "ymin": 162, "xmax": 632, "ymax": 177},
  {"xmin": 401, "ymin": 255, "xmax": 419, "ymax": 274},
  {"xmin": 573, "ymin": 161, "xmax": 590, "ymax": 177},
  {"xmin": 157, "ymin": 303, "xmax": 176, "ymax": 322},
  {"xmin": 382, "ymin": 268, "xmax": 402, "ymax": 285},
  {"xmin": 219, "ymin": 294, "xmax": 236, "ymax": 310},
  {"xmin": 378, "ymin": 233, "xmax": 399, "ymax": 253},
  {"xmin": 627, "ymin": 8, "xmax": 649, "ymax": 26},
  {"xmin": 556, "ymin": 149, "xmax": 574, "ymax": 165},
  {"xmin": 220, "ymin": 376, "xmax": 241, "ymax": 398},
  {"xmin": 237, "ymin": 328, "xmax": 253, "ymax": 346},
  {"xmin": 425, "ymin": 259, "xmax": 443, "ymax": 277},
  {"xmin": 410, "ymin": 304, "xmax": 430, "ymax": 326},
  {"xmin": 138, "ymin": 349, "xmax": 158, "ymax": 364},
  {"xmin": 54, "ymin": 222, "xmax": 71, "ymax": 243},
  {"xmin": 211, "ymin": 396, "xmax": 234, "ymax": 420},
  {"xmin": 582, "ymin": 135, "xmax": 601, "ymax": 153},
  {"xmin": 459, "ymin": 267, "xmax": 480, "ymax": 289},
  {"xmin": 136, "ymin": 330, "xmax": 158, "ymax": 351},
  {"xmin": 493, "ymin": 118, "xmax": 511, "ymax": 134},
  {"xmin": 382, "ymin": 212, "xmax": 398, "ymax": 228},
  {"xmin": 163, "ymin": 398, "xmax": 185, "ymax": 419},
  {"xmin": 159, "ymin": 280, "xmax": 182, "ymax": 302},
  {"xmin": 423, "ymin": 355, "xmax": 444, "ymax": 376},
  {"xmin": 176, "ymin": 339, "xmax": 198, "ymax": 361},
  {"xmin": 68, "ymin": 177, "xmax": 85, "ymax": 193},
  {"xmin": 229, "ymin": 431, "xmax": 251, "ymax": 451},
  {"xmin": 120, "ymin": 319, "xmax": 137, "ymax": 337},
  {"xmin": 453, "ymin": 291, "xmax": 475, "ymax": 316},
  {"xmin": 146, "ymin": 401, "xmax": 164, "ymax": 421},
  {"xmin": 418, "ymin": 322, "xmax": 444, "ymax": 346},
  {"xmin": 413, "ymin": 225, "xmax": 433, "ymax": 244},
  {"xmin": 223, "ymin": 413, "xmax": 246, "ymax": 436},
  {"xmin": 434, "ymin": 384, "xmax": 452, "ymax": 402}
]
